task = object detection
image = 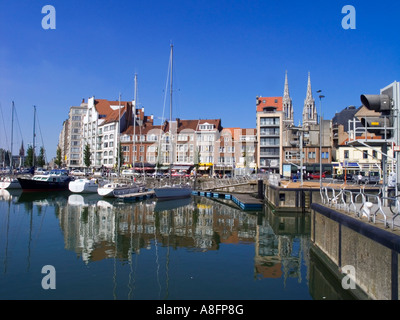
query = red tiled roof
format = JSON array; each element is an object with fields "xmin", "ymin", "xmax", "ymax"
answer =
[
  {"xmin": 94, "ymin": 99, "xmax": 129, "ymax": 125},
  {"xmin": 256, "ymin": 97, "xmax": 283, "ymax": 112}
]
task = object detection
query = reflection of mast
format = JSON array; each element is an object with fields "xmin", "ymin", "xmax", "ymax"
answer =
[
  {"xmin": 154, "ymin": 211, "xmax": 162, "ymax": 299},
  {"xmin": 113, "ymin": 208, "xmax": 118, "ymax": 300},
  {"xmin": 128, "ymin": 205, "xmax": 141, "ymax": 300},
  {"xmin": 3, "ymin": 197, "xmax": 11, "ymax": 273},
  {"xmin": 164, "ymin": 211, "xmax": 172, "ymax": 300},
  {"xmin": 26, "ymin": 206, "xmax": 33, "ymax": 272},
  {"xmin": 127, "ymin": 210, "xmax": 134, "ymax": 299}
]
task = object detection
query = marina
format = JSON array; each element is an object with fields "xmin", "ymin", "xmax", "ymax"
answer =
[
  {"xmin": 0, "ymin": 1, "xmax": 398, "ymax": 305},
  {"xmin": 0, "ymin": 189, "xmax": 315, "ymax": 300},
  {"xmin": 1, "ymin": 174, "xmax": 399, "ymax": 300}
]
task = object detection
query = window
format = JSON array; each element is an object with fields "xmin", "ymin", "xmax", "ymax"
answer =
[
  {"xmin": 260, "ymin": 117, "xmax": 279, "ymax": 126},
  {"xmin": 373, "ymin": 150, "xmax": 377, "ymax": 159},
  {"xmin": 363, "ymin": 150, "xmax": 368, "ymax": 159},
  {"xmin": 344, "ymin": 150, "xmax": 349, "ymax": 159}
]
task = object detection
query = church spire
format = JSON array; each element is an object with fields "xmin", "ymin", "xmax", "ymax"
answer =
[
  {"xmin": 302, "ymin": 72, "xmax": 317, "ymax": 126},
  {"xmin": 284, "ymin": 70, "xmax": 290, "ymax": 98},
  {"xmin": 282, "ymin": 70, "xmax": 293, "ymax": 126},
  {"xmin": 306, "ymin": 72, "xmax": 312, "ymax": 101}
]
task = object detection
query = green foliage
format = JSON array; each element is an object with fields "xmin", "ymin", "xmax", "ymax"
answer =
[
  {"xmin": 24, "ymin": 145, "xmax": 35, "ymax": 167},
  {"xmin": 84, "ymin": 144, "xmax": 91, "ymax": 168},
  {"xmin": 54, "ymin": 147, "xmax": 62, "ymax": 167},
  {"xmin": 36, "ymin": 146, "xmax": 46, "ymax": 167}
]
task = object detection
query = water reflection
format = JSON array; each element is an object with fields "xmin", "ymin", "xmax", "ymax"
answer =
[
  {"xmin": 60, "ymin": 194, "xmax": 312, "ymax": 285},
  {"xmin": 0, "ymin": 191, "xmax": 315, "ymax": 299}
]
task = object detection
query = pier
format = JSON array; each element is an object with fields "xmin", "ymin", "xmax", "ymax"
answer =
[{"xmin": 191, "ymin": 189, "xmax": 263, "ymax": 211}]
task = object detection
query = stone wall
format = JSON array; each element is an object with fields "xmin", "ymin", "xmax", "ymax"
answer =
[{"xmin": 311, "ymin": 203, "xmax": 400, "ymax": 300}]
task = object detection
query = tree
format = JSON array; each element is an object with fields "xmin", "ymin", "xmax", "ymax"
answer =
[
  {"xmin": 54, "ymin": 147, "xmax": 62, "ymax": 168},
  {"xmin": 83, "ymin": 144, "xmax": 91, "ymax": 170},
  {"xmin": 36, "ymin": 146, "xmax": 46, "ymax": 167},
  {"xmin": 115, "ymin": 143, "xmax": 123, "ymax": 171},
  {"xmin": 25, "ymin": 145, "xmax": 35, "ymax": 167}
]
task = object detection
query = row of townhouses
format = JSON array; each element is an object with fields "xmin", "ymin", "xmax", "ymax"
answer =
[{"xmin": 58, "ymin": 72, "xmax": 393, "ymax": 177}]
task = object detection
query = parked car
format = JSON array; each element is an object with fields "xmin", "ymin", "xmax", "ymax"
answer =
[
  {"xmin": 368, "ymin": 171, "xmax": 381, "ymax": 184},
  {"xmin": 336, "ymin": 173, "xmax": 353, "ymax": 181},
  {"xmin": 35, "ymin": 167, "xmax": 49, "ymax": 175},
  {"xmin": 310, "ymin": 172, "xmax": 326, "ymax": 179},
  {"xmin": 121, "ymin": 169, "xmax": 140, "ymax": 177},
  {"xmin": 152, "ymin": 172, "xmax": 164, "ymax": 178},
  {"xmin": 71, "ymin": 169, "xmax": 85, "ymax": 176}
]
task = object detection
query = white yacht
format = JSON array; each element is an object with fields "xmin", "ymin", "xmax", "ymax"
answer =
[
  {"xmin": 69, "ymin": 178, "xmax": 99, "ymax": 194},
  {"xmin": 0, "ymin": 176, "xmax": 21, "ymax": 189},
  {"xmin": 97, "ymin": 181, "xmax": 142, "ymax": 198}
]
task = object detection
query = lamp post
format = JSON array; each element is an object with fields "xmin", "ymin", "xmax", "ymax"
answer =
[{"xmin": 317, "ymin": 90, "xmax": 325, "ymax": 188}]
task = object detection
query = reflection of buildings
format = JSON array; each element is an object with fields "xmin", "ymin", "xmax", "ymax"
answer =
[
  {"xmin": 58, "ymin": 195, "xmax": 310, "ymax": 288},
  {"xmin": 254, "ymin": 205, "xmax": 311, "ymax": 285},
  {"xmin": 60, "ymin": 197, "xmax": 260, "ymax": 263}
]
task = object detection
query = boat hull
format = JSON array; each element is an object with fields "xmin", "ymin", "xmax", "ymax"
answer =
[
  {"xmin": 154, "ymin": 186, "xmax": 192, "ymax": 200},
  {"xmin": 0, "ymin": 178, "xmax": 21, "ymax": 189},
  {"xmin": 97, "ymin": 183, "xmax": 140, "ymax": 198},
  {"xmin": 17, "ymin": 177, "xmax": 71, "ymax": 191},
  {"xmin": 68, "ymin": 179, "xmax": 99, "ymax": 194}
]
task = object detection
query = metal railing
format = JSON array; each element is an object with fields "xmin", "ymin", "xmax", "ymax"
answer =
[{"xmin": 321, "ymin": 185, "xmax": 391, "ymax": 229}]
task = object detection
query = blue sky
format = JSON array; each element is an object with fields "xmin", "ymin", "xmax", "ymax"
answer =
[{"xmin": 0, "ymin": 0, "xmax": 399, "ymax": 160}]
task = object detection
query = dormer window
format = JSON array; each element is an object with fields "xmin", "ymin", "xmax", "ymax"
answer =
[
  {"xmin": 263, "ymin": 106, "xmax": 276, "ymax": 112},
  {"xmin": 200, "ymin": 124, "xmax": 214, "ymax": 130}
]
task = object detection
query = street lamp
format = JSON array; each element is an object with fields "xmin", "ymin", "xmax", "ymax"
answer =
[{"xmin": 317, "ymin": 90, "xmax": 325, "ymax": 188}]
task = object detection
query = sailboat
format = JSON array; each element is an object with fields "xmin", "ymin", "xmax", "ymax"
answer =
[
  {"xmin": 68, "ymin": 177, "xmax": 99, "ymax": 193},
  {"xmin": 97, "ymin": 93, "xmax": 142, "ymax": 198},
  {"xmin": 154, "ymin": 44, "xmax": 192, "ymax": 200},
  {"xmin": 0, "ymin": 101, "xmax": 21, "ymax": 189}
]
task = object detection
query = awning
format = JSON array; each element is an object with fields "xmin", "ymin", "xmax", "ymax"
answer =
[
  {"xmin": 213, "ymin": 165, "xmax": 233, "ymax": 170},
  {"xmin": 133, "ymin": 162, "xmax": 155, "ymax": 168},
  {"xmin": 172, "ymin": 165, "xmax": 191, "ymax": 170},
  {"xmin": 341, "ymin": 162, "xmax": 360, "ymax": 168},
  {"xmin": 198, "ymin": 166, "xmax": 210, "ymax": 170},
  {"xmin": 198, "ymin": 163, "xmax": 213, "ymax": 167},
  {"xmin": 135, "ymin": 167, "xmax": 154, "ymax": 171}
]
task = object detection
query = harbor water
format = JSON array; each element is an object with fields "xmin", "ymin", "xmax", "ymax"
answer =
[{"xmin": 0, "ymin": 189, "xmax": 353, "ymax": 300}]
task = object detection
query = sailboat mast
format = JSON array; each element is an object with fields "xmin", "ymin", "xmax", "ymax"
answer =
[
  {"xmin": 32, "ymin": 105, "xmax": 36, "ymax": 168},
  {"xmin": 133, "ymin": 74, "xmax": 137, "ymax": 173},
  {"xmin": 10, "ymin": 101, "xmax": 14, "ymax": 172},
  {"xmin": 118, "ymin": 93, "xmax": 121, "ymax": 175},
  {"xmin": 170, "ymin": 44, "xmax": 173, "ymax": 124},
  {"xmin": 169, "ymin": 44, "xmax": 173, "ymax": 180}
]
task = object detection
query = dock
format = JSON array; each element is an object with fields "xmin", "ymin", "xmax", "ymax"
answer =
[{"xmin": 192, "ymin": 190, "xmax": 263, "ymax": 211}]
